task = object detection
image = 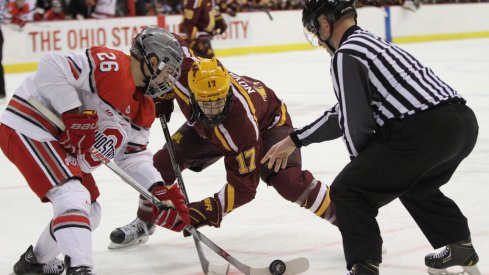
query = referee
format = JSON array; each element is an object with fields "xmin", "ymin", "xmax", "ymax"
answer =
[{"xmin": 261, "ymin": 0, "xmax": 480, "ymax": 274}]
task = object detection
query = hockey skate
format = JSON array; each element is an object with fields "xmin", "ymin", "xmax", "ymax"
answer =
[
  {"xmin": 13, "ymin": 245, "xmax": 64, "ymax": 275},
  {"xmin": 108, "ymin": 218, "xmax": 155, "ymax": 249},
  {"xmin": 346, "ymin": 261, "xmax": 379, "ymax": 275},
  {"xmin": 65, "ymin": 256, "xmax": 93, "ymax": 275},
  {"xmin": 425, "ymin": 240, "xmax": 481, "ymax": 275}
]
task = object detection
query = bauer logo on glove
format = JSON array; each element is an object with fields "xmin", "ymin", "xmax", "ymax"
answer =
[{"xmin": 60, "ymin": 110, "xmax": 98, "ymax": 155}]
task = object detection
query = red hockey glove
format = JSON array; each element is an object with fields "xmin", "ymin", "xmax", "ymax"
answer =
[
  {"xmin": 60, "ymin": 110, "xmax": 98, "ymax": 155},
  {"xmin": 154, "ymin": 92, "xmax": 175, "ymax": 121},
  {"xmin": 152, "ymin": 183, "xmax": 190, "ymax": 232}
]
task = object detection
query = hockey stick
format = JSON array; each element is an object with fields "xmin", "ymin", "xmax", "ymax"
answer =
[
  {"xmin": 159, "ymin": 116, "xmax": 229, "ymax": 275},
  {"xmin": 261, "ymin": 8, "xmax": 273, "ymax": 21},
  {"xmin": 158, "ymin": 118, "xmax": 309, "ymax": 275},
  {"xmin": 249, "ymin": 5, "xmax": 273, "ymax": 21}
]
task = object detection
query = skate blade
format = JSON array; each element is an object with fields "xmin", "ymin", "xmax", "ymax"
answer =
[
  {"xmin": 427, "ymin": 265, "xmax": 481, "ymax": 275},
  {"xmin": 108, "ymin": 235, "xmax": 150, "ymax": 249}
]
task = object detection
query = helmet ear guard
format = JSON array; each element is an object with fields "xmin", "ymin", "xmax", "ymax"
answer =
[{"xmin": 188, "ymin": 59, "xmax": 233, "ymax": 127}]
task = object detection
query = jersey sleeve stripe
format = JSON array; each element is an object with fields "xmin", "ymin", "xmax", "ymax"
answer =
[
  {"xmin": 225, "ymin": 183, "xmax": 235, "ymax": 213},
  {"xmin": 173, "ymin": 85, "xmax": 190, "ymax": 105},
  {"xmin": 6, "ymin": 95, "xmax": 62, "ymax": 137},
  {"xmin": 214, "ymin": 127, "xmax": 232, "ymax": 152},
  {"xmin": 231, "ymin": 85, "xmax": 259, "ymax": 140},
  {"xmin": 85, "ymin": 49, "xmax": 97, "ymax": 94},
  {"xmin": 230, "ymin": 78, "xmax": 258, "ymax": 123},
  {"xmin": 276, "ymin": 102, "xmax": 287, "ymax": 127},
  {"xmin": 217, "ymin": 125, "xmax": 238, "ymax": 152},
  {"xmin": 66, "ymin": 57, "xmax": 81, "ymax": 80}
]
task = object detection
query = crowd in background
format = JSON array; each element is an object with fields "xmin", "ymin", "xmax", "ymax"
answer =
[{"xmin": 1, "ymin": 0, "xmax": 488, "ymax": 27}]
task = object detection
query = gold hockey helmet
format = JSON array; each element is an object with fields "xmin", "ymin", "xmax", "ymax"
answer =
[{"xmin": 188, "ymin": 58, "xmax": 233, "ymax": 126}]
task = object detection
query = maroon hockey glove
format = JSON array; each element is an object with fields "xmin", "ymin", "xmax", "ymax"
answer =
[
  {"xmin": 152, "ymin": 183, "xmax": 190, "ymax": 232},
  {"xmin": 60, "ymin": 110, "xmax": 98, "ymax": 155},
  {"xmin": 189, "ymin": 35, "xmax": 214, "ymax": 58},
  {"xmin": 180, "ymin": 196, "xmax": 222, "ymax": 237},
  {"xmin": 154, "ymin": 92, "xmax": 175, "ymax": 121},
  {"xmin": 218, "ymin": 0, "xmax": 239, "ymax": 17},
  {"xmin": 214, "ymin": 15, "xmax": 228, "ymax": 35}
]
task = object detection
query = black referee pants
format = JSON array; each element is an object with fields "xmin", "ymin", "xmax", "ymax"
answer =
[{"xmin": 330, "ymin": 102, "xmax": 478, "ymax": 266}]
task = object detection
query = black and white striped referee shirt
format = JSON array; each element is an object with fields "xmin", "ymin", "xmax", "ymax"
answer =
[{"xmin": 290, "ymin": 25, "xmax": 464, "ymax": 158}]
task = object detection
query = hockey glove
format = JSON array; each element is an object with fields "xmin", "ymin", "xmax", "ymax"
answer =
[
  {"xmin": 214, "ymin": 15, "xmax": 228, "ymax": 35},
  {"xmin": 154, "ymin": 92, "xmax": 175, "ymax": 121},
  {"xmin": 60, "ymin": 110, "xmax": 98, "ymax": 155},
  {"xmin": 152, "ymin": 183, "xmax": 190, "ymax": 232},
  {"xmin": 189, "ymin": 35, "xmax": 214, "ymax": 58},
  {"xmin": 181, "ymin": 196, "xmax": 223, "ymax": 237}
]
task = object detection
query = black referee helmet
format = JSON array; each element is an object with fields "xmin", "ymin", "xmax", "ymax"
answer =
[{"xmin": 302, "ymin": 0, "xmax": 357, "ymax": 37}]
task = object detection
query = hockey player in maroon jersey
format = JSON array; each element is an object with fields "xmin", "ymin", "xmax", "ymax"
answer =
[
  {"xmin": 110, "ymin": 55, "xmax": 337, "ymax": 247},
  {"xmin": 179, "ymin": 0, "xmax": 235, "ymax": 58},
  {"xmin": 0, "ymin": 27, "xmax": 191, "ymax": 275}
]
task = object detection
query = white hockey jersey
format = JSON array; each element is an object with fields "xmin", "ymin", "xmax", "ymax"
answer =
[{"xmin": 0, "ymin": 46, "xmax": 162, "ymax": 189}]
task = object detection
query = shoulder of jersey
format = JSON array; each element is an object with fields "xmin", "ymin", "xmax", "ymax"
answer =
[
  {"xmin": 86, "ymin": 46, "xmax": 133, "ymax": 90},
  {"xmin": 87, "ymin": 46, "xmax": 155, "ymax": 129}
]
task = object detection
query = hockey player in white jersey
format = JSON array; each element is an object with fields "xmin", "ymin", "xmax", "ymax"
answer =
[{"xmin": 0, "ymin": 27, "xmax": 191, "ymax": 275}]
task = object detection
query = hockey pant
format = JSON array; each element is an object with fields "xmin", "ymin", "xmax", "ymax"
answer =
[{"xmin": 0, "ymin": 125, "xmax": 101, "ymax": 267}]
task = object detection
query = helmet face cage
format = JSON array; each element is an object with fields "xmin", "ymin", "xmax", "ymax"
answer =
[
  {"xmin": 145, "ymin": 56, "xmax": 182, "ymax": 98},
  {"xmin": 190, "ymin": 91, "xmax": 233, "ymax": 127},
  {"xmin": 303, "ymin": 18, "xmax": 321, "ymax": 46},
  {"xmin": 130, "ymin": 27, "xmax": 184, "ymax": 98}
]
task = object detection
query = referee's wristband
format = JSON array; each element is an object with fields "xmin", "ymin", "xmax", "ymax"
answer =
[{"xmin": 289, "ymin": 132, "xmax": 303, "ymax": 148}]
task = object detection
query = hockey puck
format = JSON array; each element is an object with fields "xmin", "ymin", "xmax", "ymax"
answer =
[{"xmin": 269, "ymin": 259, "xmax": 286, "ymax": 275}]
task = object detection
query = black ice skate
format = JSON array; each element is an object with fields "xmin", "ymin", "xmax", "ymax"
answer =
[
  {"xmin": 108, "ymin": 217, "xmax": 155, "ymax": 249},
  {"xmin": 425, "ymin": 240, "xmax": 481, "ymax": 275},
  {"xmin": 65, "ymin": 256, "xmax": 93, "ymax": 275},
  {"xmin": 13, "ymin": 245, "xmax": 64, "ymax": 275},
  {"xmin": 346, "ymin": 261, "xmax": 379, "ymax": 275}
]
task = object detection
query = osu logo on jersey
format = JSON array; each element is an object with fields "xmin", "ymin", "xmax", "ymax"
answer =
[
  {"xmin": 81, "ymin": 127, "xmax": 125, "ymax": 169},
  {"xmin": 93, "ymin": 131, "xmax": 117, "ymax": 160},
  {"xmin": 64, "ymin": 155, "xmax": 78, "ymax": 166}
]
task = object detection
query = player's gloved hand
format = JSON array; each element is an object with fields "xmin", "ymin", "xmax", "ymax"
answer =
[
  {"xmin": 154, "ymin": 92, "xmax": 175, "ymax": 121},
  {"xmin": 189, "ymin": 35, "xmax": 214, "ymax": 58},
  {"xmin": 152, "ymin": 183, "xmax": 190, "ymax": 232},
  {"xmin": 219, "ymin": 0, "xmax": 239, "ymax": 17},
  {"xmin": 183, "ymin": 196, "xmax": 223, "ymax": 237},
  {"xmin": 60, "ymin": 110, "xmax": 98, "ymax": 155},
  {"xmin": 214, "ymin": 15, "xmax": 228, "ymax": 35}
]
